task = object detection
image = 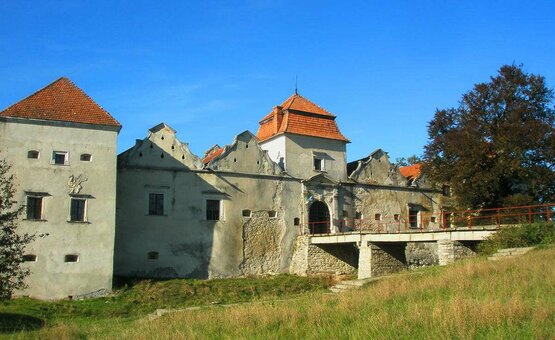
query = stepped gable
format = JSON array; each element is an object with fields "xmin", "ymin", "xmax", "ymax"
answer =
[
  {"xmin": 256, "ymin": 93, "xmax": 349, "ymax": 143},
  {"xmin": 0, "ymin": 77, "xmax": 121, "ymax": 128}
]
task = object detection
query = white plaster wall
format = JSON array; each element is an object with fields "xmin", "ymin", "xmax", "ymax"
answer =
[
  {"xmin": 0, "ymin": 120, "xmax": 118, "ymax": 300},
  {"xmin": 259, "ymin": 135, "xmax": 286, "ymax": 170},
  {"xmin": 114, "ymin": 168, "xmax": 303, "ymax": 278},
  {"xmin": 285, "ymin": 134, "xmax": 347, "ymax": 181}
]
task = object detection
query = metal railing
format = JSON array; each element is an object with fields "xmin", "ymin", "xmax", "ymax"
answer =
[{"xmin": 306, "ymin": 203, "xmax": 555, "ymax": 235}]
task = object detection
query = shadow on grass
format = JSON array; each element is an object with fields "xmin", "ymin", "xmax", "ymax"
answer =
[{"xmin": 0, "ymin": 313, "xmax": 45, "ymax": 333}]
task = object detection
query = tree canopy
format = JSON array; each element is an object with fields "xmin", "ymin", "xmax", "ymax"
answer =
[
  {"xmin": 0, "ymin": 157, "xmax": 34, "ymax": 300},
  {"xmin": 423, "ymin": 65, "xmax": 555, "ymax": 209}
]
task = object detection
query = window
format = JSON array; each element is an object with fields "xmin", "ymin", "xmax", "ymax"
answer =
[
  {"xmin": 431, "ymin": 216, "xmax": 437, "ymax": 223},
  {"xmin": 27, "ymin": 150, "xmax": 39, "ymax": 159},
  {"xmin": 70, "ymin": 198, "xmax": 86, "ymax": 222},
  {"xmin": 147, "ymin": 251, "xmax": 159, "ymax": 260},
  {"xmin": 409, "ymin": 207, "xmax": 419, "ymax": 228},
  {"xmin": 355, "ymin": 211, "xmax": 363, "ymax": 220},
  {"xmin": 23, "ymin": 254, "xmax": 37, "ymax": 262},
  {"xmin": 148, "ymin": 193, "xmax": 164, "ymax": 216},
  {"xmin": 52, "ymin": 151, "xmax": 68, "ymax": 165},
  {"xmin": 313, "ymin": 157, "xmax": 323, "ymax": 171},
  {"xmin": 80, "ymin": 154, "xmax": 92, "ymax": 162},
  {"xmin": 64, "ymin": 254, "xmax": 79, "ymax": 263},
  {"xmin": 294, "ymin": 217, "xmax": 300, "ymax": 226},
  {"xmin": 375, "ymin": 213, "xmax": 382, "ymax": 221},
  {"xmin": 206, "ymin": 199, "xmax": 221, "ymax": 220},
  {"xmin": 268, "ymin": 210, "xmax": 277, "ymax": 218},
  {"xmin": 342, "ymin": 210, "xmax": 349, "ymax": 218},
  {"xmin": 442, "ymin": 185, "xmax": 451, "ymax": 197},
  {"xmin": 394, "ymin": 214, "xmax": 400, "ymax": 221},
  {"xmin": 26, "ymin": 196, "xmax": 43, "ymax": 220},
  {"xmin": 242, "ymin": 209, "xmax": 252, "ymax": 217}
]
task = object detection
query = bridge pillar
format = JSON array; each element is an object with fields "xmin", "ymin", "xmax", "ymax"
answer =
[
  {"xmin": 437, "ymin": 240, "xmax": 477, "ymax": 265},
  {"xmin": 358, "ymin": 242, "xmax": 407, "ymax": 279}
]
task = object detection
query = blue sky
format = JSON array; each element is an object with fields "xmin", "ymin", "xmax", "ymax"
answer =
[{"xmin": 1, "ymin": 1, "xmax": 554, "ymax": 162}]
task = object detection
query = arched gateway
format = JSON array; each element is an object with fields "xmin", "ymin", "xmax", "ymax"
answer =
[{"xmin": 308, "ymin": 201, "xmax": 330, "ymax": 234}]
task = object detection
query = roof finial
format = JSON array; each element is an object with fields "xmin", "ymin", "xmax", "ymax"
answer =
[{"xmin": 295, "ymin": 75, "xmax": 298, "ymax": 95}]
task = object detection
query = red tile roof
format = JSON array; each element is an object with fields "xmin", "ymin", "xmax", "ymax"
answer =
[
  {"xmin": 256, "ymin": 93, "xmax": 349, "ymax": 143},
  {"xmin": 399, "ymin": 164, "xmax": 422, "ymax": 181},
  {"xmin": 0, "ymin": 77, "xmax": 121, "ymax": 128},
  {"xmin": 202, "ymin": 147, "xmax": 224, "ymax": 164}
]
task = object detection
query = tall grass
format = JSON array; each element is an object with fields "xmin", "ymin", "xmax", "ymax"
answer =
[{"xmin": 32, "ymin": 247, "xmax": 555, "ymax": 339}]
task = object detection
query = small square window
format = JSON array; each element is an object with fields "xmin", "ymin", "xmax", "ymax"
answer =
[
  {"xmin": 431, "ymin": 216, "xmax": 437, "ymax": 223},
  {"xmin": 70, "ymin": 198, "xmax": 86, "ymax": 222},
  {"xmin": 26, "ymin": 196, "xmax": 43, "ymax": 220},
  {"xmin": 394, "ymin": 214, "xmax": 400, "ymax": 221},
  {"xmin": 80, "ymin": 154, "xmax": 92, "ymax": 162},
  {"xmin": 268, "ymin": 210, "xmax": 277, "ymax": 218},
  {"xmin": 52, "ymin": 151, "xmax": 68, "ymax": 165},
  {"xmin": 242, "ymin": 209, "xmax": 252, "ymax": 217},
  {"xmin": 374, "ymin": 213, "xmax": 382, "ymax": 221},
  {"xmin": 206, "ymin": 200, "xmax": 221, "ymax": 221},
  {"xmin": 64, "ymin": 254, "xmax": 79, "ymax": 263},
  {"xmin": 355, "ymin": 211, "xmax": 363, "ymax": 220},
  {"xmin": 294, "ymin": 217, "xmax": 300, "ymax": 226},
  {"xmin": 149, "ymin": 193, "xmax": 164, "ymax": 216},
  {"xmin": 313, "ymin": 157, "xmax": 323, "ymax": 171},
  {"xmin": 147, "ymin": 251, "xmax": 159, "ymax": 260},
  {"xmin": 27, "ymin": 150, "xmax": 39, "ymax": 159}
]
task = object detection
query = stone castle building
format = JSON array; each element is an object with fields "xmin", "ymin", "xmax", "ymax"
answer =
[{"xmin": 1, "ymin": 78, "xmax": 453, "ymax": 299}]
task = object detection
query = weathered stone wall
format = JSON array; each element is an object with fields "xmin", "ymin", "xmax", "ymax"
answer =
[
  {"xmin": 307, "ymin": 244, "xmax": 358, "ymax": 275},
  {"xmin": 288, "ymin": 235, "xmax": 309, "ymax": 275},
  {"xmin": 405, "ymin": 242, "xmax": 439, "ymax": 268},
  {"xmin": 288, "ymin": 236, "xmax": 357, "ymax": 276},
  {"xmin": 240, "ymin": 210, "xmax": 285, "ymax": 275},
  {"xmin": 369, "ymin": 243, "xmax": 407, "ymax": 277},
  {"xmin": 437, "ymin": 240, "xmax": 477, "ymax": 265},
  {"xmin": 358, "ymin": 242, "xmax": 407, "ymax": 279}
]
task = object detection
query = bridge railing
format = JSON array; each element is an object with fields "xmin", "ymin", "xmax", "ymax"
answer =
[{"xmin": 306, "ymin": 203, "xmax": 554, "ymax": 235}]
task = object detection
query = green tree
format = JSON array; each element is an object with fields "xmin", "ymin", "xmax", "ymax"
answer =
[
  {"xmin": 423, "ymin": 65, "xmax": 555, "ymax": 209},
  {"xmin": 394, "ymin": 155, "xmax": 422, "ymax": 167},
  {"xmin": 0, "ymin": 157, "xmax": 34, "ymax": 300}
]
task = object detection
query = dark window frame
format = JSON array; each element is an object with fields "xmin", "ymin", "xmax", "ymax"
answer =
[
  {"xmin": 70, "ymin": 198, "xmax": 86, "ymax": 222},
  {"xmin": 26, "ymin": 196, "xmax": 43, "ymax": 220},
  {"xmin": 206, "ymin": 199, "xmax": 221, "ymax": 221},
  {"xmin": 148, "ymin": 193, "xmax": 165, "ymax": 216}
]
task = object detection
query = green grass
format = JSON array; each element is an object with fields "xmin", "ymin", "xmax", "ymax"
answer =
[
  {"xmin": 477, "ymin": 222, "xmax": 555, "ymax": 255},
  {"xmin": 0, "ymin": 274, "xmax": 330, "ymax": 335}
]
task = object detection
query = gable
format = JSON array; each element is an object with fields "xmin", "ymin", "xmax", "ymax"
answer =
[
  {"xmin": 349, "ymin": 150, "xmax": 405, "ymax": 186},
  {"xmin": 205, "ymin": 131, "xmax": 282, "ymax": 175},
  {"xmin": 118, "ymin": 122, "xmax": 202, "ymax": 170}
]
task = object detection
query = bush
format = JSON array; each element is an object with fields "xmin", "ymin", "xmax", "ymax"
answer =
[{"xmin": 477, "ymin": 222, "xmax": 555, "ymax": 255}]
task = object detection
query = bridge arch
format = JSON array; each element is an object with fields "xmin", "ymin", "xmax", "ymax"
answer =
[{"xmin": 309, "ymin": 200, "xmax": 330, "ymax": 234}]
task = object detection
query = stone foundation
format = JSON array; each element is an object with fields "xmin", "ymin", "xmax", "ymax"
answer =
[
  {"xmin": 437, "ymin": 240, "xmax": 477, "ymax": 265},
  {"xmin": 405, "ymin": 242, "xmax": 438, "ymax": 268},
  {"xmin": 358, "ymin": 242, "xmax": 407, "ymax": 279},
  {"xmin": 288, "ymin": 236, "xmax": 358, "ymax": 276}
]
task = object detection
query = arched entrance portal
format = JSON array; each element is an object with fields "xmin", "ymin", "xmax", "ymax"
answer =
[{"xmin": 309, "ymin": 201, "xmax": 330, "ymax": 234}]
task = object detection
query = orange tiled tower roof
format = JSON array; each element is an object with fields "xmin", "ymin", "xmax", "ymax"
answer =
[
  {"xmin": 0, "ymin": 77, "xmax": 121, "ymax": 128},
  {"xmin": 256, "ymin": 93, "xmax": 349, "ymax": 143}
]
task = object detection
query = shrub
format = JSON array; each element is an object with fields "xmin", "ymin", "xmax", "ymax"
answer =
[{"xmin": 477, "ymin": 222, "xmax": 555, "ymax": 255}]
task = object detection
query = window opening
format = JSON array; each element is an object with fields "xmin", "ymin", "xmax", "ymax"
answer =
[
  {"xmin": 206, "ymin": 199, "xmax": 221, "ymax": 220},
  {"xmin": 80, "ymin": 154, "xmax": 92, "ymax": 162},
  {"xmin": 147, "ymin": 251, "xmax": 159, "ymax": 260},
  {"xmin": 313, "ymin": 157, "xmax": 323, "ymax": 171},
  {"xmin": 268, "ymin": 210, "xmax": 277, "ymax": 218},
  {"xmin": 375, "ymin": 213, "xmax": 382, "ymax": 221},
  {"xmin": 148, "ymin": 193, "xmax": 164, "ymax": 216},
  {"xmin": 23, "ymin": 254, "xmax": 37, "ymax": 262},
  {"xmin": 409, "ymin": 207, "xmax": 419, "ymax": 228},
  {"xmin": 27, "ymin": 150, "xmax": 39, "ymax": 159},
  {"xmin": 64, "ymin": 254, "xmax": 79, "ymax": 263},
  {"xmin": 242, "ymin": 209, "xmax": 252, "ymax": 217},
  {"xmin": 293, "ymin": 217, "xmax": 300, "ymax": 226},
  {"xmin": 52, "ymin": 151, "xmax": 68, "ymax": 165},
  {"xmin": 26, "ymin": 196, "xmax": 43, "ymax": 220},
  {"xmin": 70, "ymin": 198, "xmax": 86, "ymax": 222}
]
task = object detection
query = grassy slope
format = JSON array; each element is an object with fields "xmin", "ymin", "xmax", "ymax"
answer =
[
  {"xmin": 5, "ymin": 248, "xmax": 555, "ymax": 339},
  {"xmin": 0, "ymin": 275, "xmax": 329, "ymax": 337},
  {"xmin": 42, "ymin": 247, "xmax": 555, "ymax": 339}
]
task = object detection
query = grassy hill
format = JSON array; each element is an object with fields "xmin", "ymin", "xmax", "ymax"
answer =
[{"xmin": 3, "ymin": 247, "xmax": 555, "ymax": 339}]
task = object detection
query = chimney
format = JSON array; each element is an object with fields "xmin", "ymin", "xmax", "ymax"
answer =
[{"xmin": 273, "ymin": 106, "xmax": 283, "ymax": 134}]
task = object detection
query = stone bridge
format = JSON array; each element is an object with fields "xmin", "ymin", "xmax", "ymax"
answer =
[{"xmin": 290, "ymin": 228, "xmax": 498, "ymax": 279}]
